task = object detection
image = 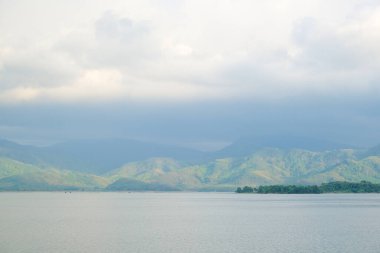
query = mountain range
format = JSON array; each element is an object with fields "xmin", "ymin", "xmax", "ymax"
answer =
[{"xmin": 1, "ymin": 137, "xmax": 380, "ymax": 191}]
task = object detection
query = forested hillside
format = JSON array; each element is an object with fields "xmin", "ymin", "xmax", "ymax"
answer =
[{"xmin": 1, "ymin": 139, "xmax": 380, "ymax": 191}]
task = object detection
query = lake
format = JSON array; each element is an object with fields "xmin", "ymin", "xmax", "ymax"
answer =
[{"xmin": 1, "ymin": 192, "xmax": 380, "ymax": 253}]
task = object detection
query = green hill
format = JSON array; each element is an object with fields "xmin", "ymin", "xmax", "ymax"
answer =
[
  {"xmin": 2, "ymin": 144, "xmax": 380, "ymax": 191},
  {"xmin": 0, "ymin": 157, "xmax": 108, "ymax": 191},
  {"xmin": 0, "ymin": 138, "xmax": 204, "ymax": 174},
  {"xmin": 107, "ymin": 148, "xmax": 379, "ymax": 190}
]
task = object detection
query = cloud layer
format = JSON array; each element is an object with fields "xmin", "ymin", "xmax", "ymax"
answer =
[
  {"xmin": 1, "ymin": 0, "xmax": 380, "ymax": 148},
  {"xmin": 1, "ymin": 0, "xmax": 380, "ymax": 104}
]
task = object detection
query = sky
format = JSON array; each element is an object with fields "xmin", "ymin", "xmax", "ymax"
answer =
[{"xmin": 1, "ymin": 0, "xmax": 380, "ymax": 150}]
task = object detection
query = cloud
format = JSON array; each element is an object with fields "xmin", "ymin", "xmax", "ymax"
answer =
[{"xmin": 1, "ymin": 1, "xmax": 380, "ymax": 104}]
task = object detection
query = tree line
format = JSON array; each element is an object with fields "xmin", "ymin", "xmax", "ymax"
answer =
[{"xmin": 236, "ymin": 181, "xmax": 380, "ymax": 194}]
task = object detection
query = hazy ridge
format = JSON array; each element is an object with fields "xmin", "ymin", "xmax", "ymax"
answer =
[{"xmin": 1, "ymin": 138, "xmax": 380, "ymax": 191}]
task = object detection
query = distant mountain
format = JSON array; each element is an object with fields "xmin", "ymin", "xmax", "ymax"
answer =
[
  {"xmin": 0, "ymin": 157, "xmax": 107, "ymax": 191},
  {"xmin": 1, "ymin": 137, "xmax": 380, "ymax": 191},
  {"xmin": 363, "ymin": 144, "xmax": 380, "ymax": 157},
  {"xmin": 0, "ymin": 139, "xmax": 45, "ymax": 165},
  {"xmin": 39, "ymin": 139, "xmax": 205, "ymax": 174},
  {"xmin": 107, "ymin": 147, "xmax": 379, "ymax": 190},
  {"xmin": 107, "ymin": 158, "xmax": 201, "ymax": 190},
  {"xmin": 0, "ymin": 138, "xmax": 204, "ymax": 174},
  {"xmin": 212, "ymin": 135, "xmax": 353, "ymax": 158}
]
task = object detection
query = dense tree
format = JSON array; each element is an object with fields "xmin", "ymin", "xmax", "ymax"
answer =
[{"xmin": 236, "ymin": 181, "xmax": 380, "ymax": 194}]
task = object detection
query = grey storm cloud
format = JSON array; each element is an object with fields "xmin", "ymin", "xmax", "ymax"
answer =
[{"xmin": 1, "ymin": 94, "xmax": 380, "ymax": 149}]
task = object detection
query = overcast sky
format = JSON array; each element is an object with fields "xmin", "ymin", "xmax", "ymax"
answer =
[{"xmin": 1, "ymin": 0, "xmax": 380, "ymax": 150}]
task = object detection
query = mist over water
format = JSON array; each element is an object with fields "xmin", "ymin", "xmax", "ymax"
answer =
[{"xmin": 1, "ymin": 192, "xmax": 380, "ymax": 253}]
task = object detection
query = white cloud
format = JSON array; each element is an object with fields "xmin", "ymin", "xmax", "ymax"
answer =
[
  {"xmin": 0, "ymin": 68, "xmax": 230, "ymax": 104},
  {"xmin": 0, "ymin": 0, "xmax": 380, "ymax": 104},
  {"xmin": 0, "ymin": 69, "xmax": 123, "ymax": 103}
]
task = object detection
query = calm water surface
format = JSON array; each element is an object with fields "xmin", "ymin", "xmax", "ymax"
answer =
[{"xmin": 1, "ymin": 192, "xmax": 380, "ymax": 253}]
